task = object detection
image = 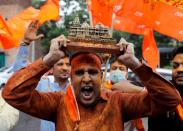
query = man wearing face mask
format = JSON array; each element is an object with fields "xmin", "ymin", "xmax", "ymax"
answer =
[
  {"xmin": 2, "ymin": 34, "xmax": 182, "ymax": 131},
  {"xmin": 103, "ymin": 57, "xmax": 147, "ymax": 131},
  {"xmin": 148, "ymin": 46, "xmax": 183, "ymax": 131},
  {"xmin": 109, "ymin": 58, "xmax": 128, "ymax": 84}
]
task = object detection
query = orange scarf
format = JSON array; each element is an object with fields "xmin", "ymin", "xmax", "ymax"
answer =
[
  {"xmin": 176, "ymin": 102, "xmax": 183, "ymax": 122},
  {"xmin": 65, "ymin": 85, "xmax": 80, "ymax": 130}
]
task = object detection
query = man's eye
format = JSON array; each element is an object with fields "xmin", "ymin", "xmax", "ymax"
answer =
[
  {"xmin": 57, "ymin": 63, "xmax": 63, "ymax": 66},
  {"xmin": 66, "ymin": 63, "xmax": 70, "ymax": 66},
  {"xmin": 75, "ymin": 70, "xmax": 84, "ymax": 76},
  {"xmin": 88, "ymin": 69, "xmax": 98, "ymax": 75},
  {"xmin": 173, "ymin": 63, "xmax": 179, "ymax": 69},
  {"xmin": 119, "ymin": 67, "xmax": 125, "ymax": 71},
  {"xmin": 111, "ymin": 67, "xmax": 117, "ymax": 70}
]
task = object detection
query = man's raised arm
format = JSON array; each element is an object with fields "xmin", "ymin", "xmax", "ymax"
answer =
[
  {"xmin": 2, "ymin": 21, "xmax": 68, "ymax": 121},
  {"xmin": 115, "ymin": 39, "xmax": 182, "ymax": 121}
]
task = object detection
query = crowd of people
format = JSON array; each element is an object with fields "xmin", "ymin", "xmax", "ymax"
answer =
[{"xmin": 0, "ymin": 20, "xmax": 183, "ymax": 131}]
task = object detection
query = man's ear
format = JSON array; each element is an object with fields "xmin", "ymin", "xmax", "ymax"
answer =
[
  {"xmin": 126, "ymin": 68, "xmax": 128, "ymax": 78},
  {"xmin": 126, "ymin": 73, "xmax": 128, "ymax": 79}
]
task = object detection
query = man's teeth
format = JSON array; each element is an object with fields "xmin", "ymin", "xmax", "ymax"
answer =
[
  {"xmin": 85, "ymin": 86, "xmax": 90, "ymax": 89},
  {"xmin": 82, "ymin": 86, "xmax": 93, "ymax": 92}
]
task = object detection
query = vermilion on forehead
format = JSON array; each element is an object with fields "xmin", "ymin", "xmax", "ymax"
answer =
[
  {"xmin": 71, "ymin": 63, "xmax": 100, "ymax": 72},
  {"xmin": 71, "ymin": 53, "xmax": 101, "ymax": 70}
]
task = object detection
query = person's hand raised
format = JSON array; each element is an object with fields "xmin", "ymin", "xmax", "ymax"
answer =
[
  {"xmin": 22, "ymin": 20, "xmax": 44, "ymax": 44},
  {"xmin": 116, "ymin": 38, "xmax": 142, "ymax": 70},
  {"xmin": 43, "ymin": 35, "xmax": 70, "ymax": 67}
]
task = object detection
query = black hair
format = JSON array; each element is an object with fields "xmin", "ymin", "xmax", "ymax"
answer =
[
  {"xmin": 110, "ymin": 55, "xmax": 123, "ymax": 65},
  {"xmin": 172, "ymin": 46, "xmax": 183, "ymax": 60},
  {"xmin": 62, "ymin": 50, "xmax": 71, "ymax": 58}
]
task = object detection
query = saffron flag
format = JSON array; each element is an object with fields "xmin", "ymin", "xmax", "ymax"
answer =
[
  {"xmin": 152, "ymin": 2, "xmax": 183, "ymax": 41},
  {"xmin": 0, "ymin": 16, "xmax": 17, "ymax": 49},
  {"xmin": 7, "ymin": 7, "xmax": 40, "ymax": 43},
  {"xmin": 0, "ymin": 0, "xmax": 60, "ymax": 50},
  {"xmin": 114, "ymin": 16, "xmax": 147, "ymax": 35},
  {"xmin": 88, "ymin": 0, "xmax": 152, "ymax": 34},
  {"xmin": 115, "ymin": 0, "xmax": 183, "ymax": 41},
  {"xmin": 114, "ymin": 0, "xmax": 156, "ymax": 35},
  {"xmin": 142, "ymin": 28, "xmax": 159, "ymax": 70},
  {"xmin": 90, "ymin": 0, "xmax": 117, "ymax": 27},
  {"xmin": 39, "ymin": 0, "xmax": 60, "ymax": 24}
]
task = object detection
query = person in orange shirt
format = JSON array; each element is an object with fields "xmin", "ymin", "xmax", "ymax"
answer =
[{"xmin": 2, "ymin": 35, "xmax": 182, "ymax": 131}]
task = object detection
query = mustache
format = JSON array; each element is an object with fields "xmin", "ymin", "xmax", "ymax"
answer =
[
  {"xmin": 60, "ymin": 70, "xmax": 70, "ymax": 74},
  {"xmin": 175, "ymin": 72, "xmax": 183, "ymax": 78}
]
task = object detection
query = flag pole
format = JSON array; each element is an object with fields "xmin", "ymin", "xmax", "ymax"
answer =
[
  {"xmin": 102, "ymin": 54, "xmax": 111, "ymax": 83},
  {"xmin": 86, "ymin": 0, "xmax": 93, "ymax": 27},
  {"xmin": 89, "ymin": 11, "xmax": 93, "ymax": 27},
  {"xmin": 110, "ymin": 13, "xmax": 115, "ymax": 37},
  {"xmin": 31, "ymin": 41, "xmax": 35, "ymax": 62}
]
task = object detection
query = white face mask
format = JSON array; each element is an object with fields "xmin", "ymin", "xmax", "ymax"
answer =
[{"xmin": 109, "ymin": 69, "xmax": 127, "ymax": 84}]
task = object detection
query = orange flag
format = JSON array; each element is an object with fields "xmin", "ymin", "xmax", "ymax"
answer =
[
  {"xmin": 115, "ymin": 0, "xmax": 183, "ymax": 41},
  {"xmin": 89, "ymin": 0, "xmax": 153, "ymax": 34},
  {"xmin": 7, "ymin": 7, "xmax": 40, "ymax": 44},
  {"xmin": 115, "ymin": 0, "xmax": 155, "ymax": 30},
  {"xmin": 65, "ymin": 85, "xmax": 80, "ymax": 123},
  {"xmin": 0, "ymin": 16, "xmax": 17, "ymax": 49},
  {"xmin": 142, "ymin": 28, "xmax": 159, "ymax": 70},
  {"xmin": 114, "ymin": 16, "xmax": 147, "ymax": 35},
  {"xmin": 152, "ymin": 2, "xmax": 183, "ymax": 41},
  {"xmin": 90, "ymin": 0, "xmax": 116, "ymax": 27},
  {"xmin": 39, "ymin": 0, "xmax": 60, "ymax": 24}
]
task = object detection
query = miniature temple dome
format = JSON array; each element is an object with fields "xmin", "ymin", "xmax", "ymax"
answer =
[
  {"xmin": 72, "ymin": 15, "xmax": 80, "ymax": 26},
  {"xmin": 81, "ymin": 21, "xmax": 90, "ymax": 28}
]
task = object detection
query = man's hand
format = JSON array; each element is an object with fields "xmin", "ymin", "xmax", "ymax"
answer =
[
  {"xmin": 43, "ymin": 35, "xmax": 70, "ymax": 67},
  {"xmin": 116, "ymin": 38, "xmax": 142, "ymax": 70},
  {"xmin": 22, "ymin": 20, "xmax": 44, "ymax": 44}
]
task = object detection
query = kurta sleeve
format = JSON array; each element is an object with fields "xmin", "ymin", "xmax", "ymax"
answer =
[
  {"xmin": 120, "ymin": 63, "xmax": 182, "ymax": 122},
  {"xmin": 2, "ymin": 58, "xmax": 63, "ymax": 122}
]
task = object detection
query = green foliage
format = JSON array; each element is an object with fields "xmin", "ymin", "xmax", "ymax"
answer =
[
  {"xmin": 113, "ymin": 30, "xmax": 143, "ymax": 58},
  {"xmin": 37, "ymin": 21, "xmax": 68, "ymax": 54},
  {"xmin": 31, "ymin": 0, "xmax": 45, "ymax": 9}
]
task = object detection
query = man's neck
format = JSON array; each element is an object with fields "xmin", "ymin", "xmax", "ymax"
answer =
[
  {"xmin": 55, "ymin": 78, "xmax": 69, "ymax": 89},
  {"xmin": 176, "ymin": 85, "xmax": 183, "ymax": 98},
  {"xmin": 172, "ymin": 80, "xmax": 183, "ymax": 98}
]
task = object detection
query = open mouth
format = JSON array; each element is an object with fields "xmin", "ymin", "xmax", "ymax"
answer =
[
  {"xmin": 81, "ymin": 86, "xmax": 94, "ymax": 100},
  {"xmin": 175, "ymin": 73, "xmax": 183, "ymax": 80}
]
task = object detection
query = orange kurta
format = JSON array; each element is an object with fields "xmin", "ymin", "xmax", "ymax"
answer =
[{"xmin": 2, "ymin": 58, "xmax": 182, "ymax": 131}]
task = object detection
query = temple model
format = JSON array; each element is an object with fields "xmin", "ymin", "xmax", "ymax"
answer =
[{"xmin": 65, "ymin": 16, "xmax": 120, "ymax": 54}]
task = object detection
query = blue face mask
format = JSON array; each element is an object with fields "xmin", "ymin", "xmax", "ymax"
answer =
[{"xmin": 109, "ymin": 69, "xmax": 127, "ymax": 84}]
